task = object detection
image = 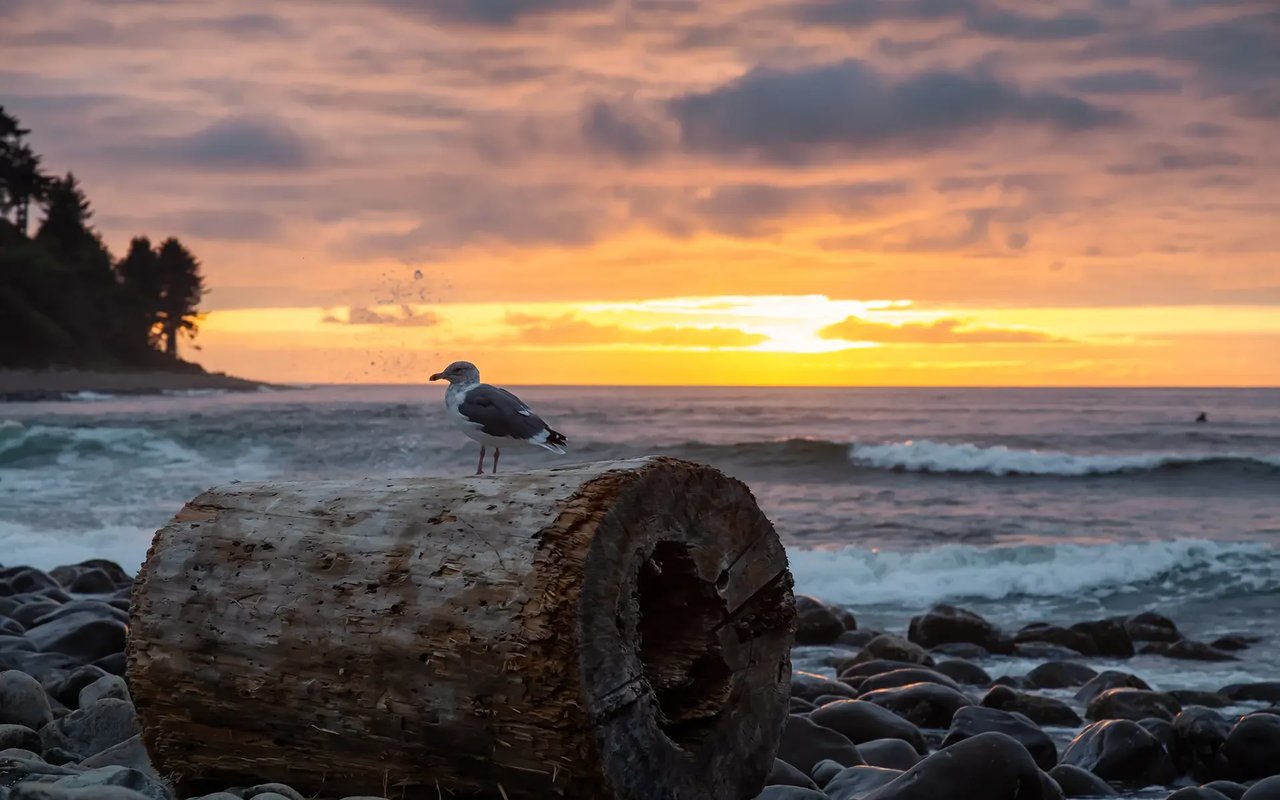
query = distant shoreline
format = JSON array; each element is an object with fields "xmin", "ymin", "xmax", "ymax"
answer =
[{"xmin": 0, "ymin": 369, "xmax": 276, "ymax": 402}]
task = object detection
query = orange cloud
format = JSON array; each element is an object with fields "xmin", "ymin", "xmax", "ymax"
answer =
[
  {"xmin": 820, "ymin": 316, "xmax": 1065, "ymax": 344},
  {"xmin": 323, "ymin": 305, "xmax": 439, "ymax": 326},
  {"xmin": 502, "ymin": 312, "xmax": 766, "ymax": 348}
]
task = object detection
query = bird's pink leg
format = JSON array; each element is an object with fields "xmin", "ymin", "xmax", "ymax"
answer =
[
  {"xmin": 492, "ymin": 448, "xmax": 501, "ymax": 474},
  {"xmin": 475, "ymin": 446, "xmax": 486, "ymax": 475}
]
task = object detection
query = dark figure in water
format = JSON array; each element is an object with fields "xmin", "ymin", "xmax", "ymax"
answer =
[{"xmin": 1195, "ymin": 412, "xmax": 1208, "ymax": 423}]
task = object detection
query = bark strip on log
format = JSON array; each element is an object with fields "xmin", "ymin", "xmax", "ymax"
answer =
[{"xmin": 128, "ymin": 456, "xmax": 796, "ymax": 800}]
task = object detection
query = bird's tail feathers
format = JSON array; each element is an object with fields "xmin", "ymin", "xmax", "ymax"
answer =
[{"xmin": 535, "ymin": 427, "xmax": 568, "ymax": 454}]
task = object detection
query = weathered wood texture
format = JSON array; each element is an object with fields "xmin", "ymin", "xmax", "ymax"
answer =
[{"xmin": 128, "ymin": 456, "xmax": 795, "ymax": 800}]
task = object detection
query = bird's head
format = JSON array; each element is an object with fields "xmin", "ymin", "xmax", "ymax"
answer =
[{"xmin": 430, "ymin": 361, "xmax": 480, "ymax": 384}]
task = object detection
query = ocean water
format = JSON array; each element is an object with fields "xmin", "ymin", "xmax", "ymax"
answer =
[{"xmin": 2, "ymin": 385, "xmax": 1278, "ymax": 689}]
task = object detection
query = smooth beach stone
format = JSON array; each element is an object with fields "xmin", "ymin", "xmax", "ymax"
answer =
[
  {"xmin": 933, "ymin": 659, "xmax": 991, "ymax": 686},
  {"xmin": 815, "ymin": 694, "xmax": 854, "ymax": 707},
  {"xmin": 78, "ymin": 675, "xmax": 130, "ymax": 708},
  {"xmin": 982, "ymin": 685, "xmax": 1082, "ymax": 727},
  {"xmin": 791, "ymin": 670, "xmax": 858, "ymax": 702},
  {"xmin": 44, "ymin": 746, "xmax": 81, "ymax": 764},
  {"xmin": 1124, "ymin": 611, "xmax": 1181, "ymax": 642},
  {"xmin": 1028, "ymin": 661, "xmax": 1098, "ymax": 690},
  {"xmin": 836, "ymin": 607, "xmax": 858, "ymax": 631},
  {"xmin": 1223, "ymin": 713, "xmax": 1280, "ymax": 781},
  {"xmin": 861, "ymin": 682, "xmax": 973, "ymax": 728},
  {"xmin": 1242, "ymin": 776, "xmax": 1280, "ymax": 800},
  {"xmin": 809, "ymin": 699, "xmax": 928, "ymax": 753},
  {"xmin": 1170, "ymin": 690, "xmax": 1231, "ymax": 709},
  {"xmin": 25, "ymin": 612, "xmax": 127, "ymax": 664},
  {"xmin": 850, "ymin": 635, "xmax": 933, "ymax": 667},
  {"xmin": 66, "ymin": 570, "xmax": 118, "ymax": 595},
  {"xmin": 837, "ymin": 629, "xmax": 880, "ymax": 648},
  {"xmin": 929, "ymin": 642, "xmax": 989, "ymax": 659},
  {"xmin": 245, "ymin": 786, "xmax": 307, "ymax": 800},
  {"xmin": 794, "ymin": 595, "xmax": 846, "ymax": 645},
  {"xmin": 71, "ymin": 560, "xmax": 131, "ymax": 588},
  {"xmin": 0, "ymin": 723, "xmax": 41, "ymax": 751},
  {"xmin": 789, "ymin": 697, "xmax": 816, "ymax": 713},
  {"xmin": 1203, "ymin": 782, "xmax": 1249, "ymax": 800},
  {"xmin": 10, "ymin": 602, "xmax": 64, "ymax": 629},
  {"xmin": 31, "ymin": 600, "xmax": 130, "ymax": 628},
  {"xmin": 1220, "ymin": 682, "xmax": 1280, "ymax": 704},
  {"xmin": 943, "ymin": 706, "xmax": 1058, "ymax": 770},
  {"xmin": 1069, "ymin": 619, "xmax": 1134, "ymax": 658},
  {"xmin": 1016, "ymin": 624, "xmax": 1097, "ymax": 656},
  {"xmin": 0, "ymin": 568, "xmax": 61, "ymax": 597},
  {"xmin": 1164, "ymin": 640, "xmax": 1238, "ymax": 662},
  {"xmin": 0, "ymin": 652, "xmax": 83, "ymax": 682},
  {"xmin": 0, "ymin": 634, "xmax": 37, "ymax": 652},
  {"xmin": 858, "ymin": 667, "xmax": 962, "ymax": 694},
  {"xmin": 1210, "ymin": 636, "xmax": 1256, "ymax": 652},
  {"xmin": 1175, "ymin": 706, "xmax": 1233, "ymax": 780},
  {"xmin": 810, "ymin": 758, "xmax": 845, "ymax": 786},
  {"xmin": 855, "ymin": 738, "xmax": 920, "ymax": 770},
  {"xmin": 79, "ymin": 735, "xmax": 159, "ymax": 780},
  {"xmin": 859, "ymin": 732, "xmax": 1048, "ymax": 800},
  {"xmin": 45, "ymin": 764, "xmax": 169, "ymax": 800},
  {"xmin": 1087, "ymin": 688, "xmax": 1182, "ymax": 722},
  {"xmin": 1060, "ymin": 719, "xmax": 1176, "ymax": 790},
  {"xmin": 766, "ymin": 758, "xmax": 818, "ymax": 789},
  {"xmin": 188, "ymin": 795, "xmax": 241, "ymax": 800},
  {"xmin": 990, "ymin": 674, "xmax": 1034, "ymax": 690},
  {"xmin": 756, "ymin": 788, "xmax": 828, "ymax": 800},
  {"xmin": 823, "ymin": 766, "xmax": 903, "ymax": 800},
  {"xmin": 39, "ymin": 698, "xmax": 138, "ymax": 760},
  {"xmin": 8, "ymin": 786, "xmax": 157, "ymax": 800},
  {"xmin": 1138, "ymin": 718, "xmax": 1179, "ymax": 767},
  {"xmin": 92, "ymin": 652, "xmax": 127, "ymax": 676},
  {"xmin": 1015, "ymin": 642, "xmax": 1084, "ymax": 660},
  {"xmin": 777, "ymin": 714, "xmax": 865, "ymax": 775},
  {"xmin": 0, "ymin": 616, "xmax": 26, "ymax": 636},
  {"xmin": 907, "ymin": 605, "xmax": 1013, "ymax": 655},
  {"xmin": 43, "ymin": 666, "xmax": 110, "ymax": 710},
  {"xmin": 1167, "ymin": 788, "xmax": 1232, "ymax": 800},
  {"xmin": 1046, "ymin": 764, "xmax": 1118, "ymax": 797},
  {"xmin": 1075, "ymin": 671, "xmax": 1152, "ymax": 704},
  {"xmin": 839, "ymin": 659, "xmax": 922, "ymax": 680},
  {"xmin": 0, "ymin": 670, "xmax": 54, "ymax": 730}
]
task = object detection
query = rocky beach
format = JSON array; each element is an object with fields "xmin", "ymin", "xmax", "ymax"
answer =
[{"xmin": 0, "ymin": 559, "xmax": 1276, "ymax": 799}]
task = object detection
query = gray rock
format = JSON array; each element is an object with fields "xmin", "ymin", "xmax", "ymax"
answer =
[
  {"xmin": 45, "ymin": 765, "xmax": 170, "ymax": 800},
  {"xmin": 1164, "ymin": 641, "xmax": 1238, "ymax": 662},
  {"xmin": 1223, "ymin": 713, "xmax": 1280, "ymax": 781},
  {"xmin": 982, "ymin": 685, "xmax": 1082, "ymax": 727},
  {"xmin": 1220, "ymin": 682, "xmax": 1280, "ymax": 704},
  {"xmin": 855, "ymin": 738, "xmax": 920, "ymax": 770},
  {"xmin": 1175, "ymin": 706, "xmax": 1232, "ymax": 781},
  {"xmin": 0, "ymin": 723, "xmax": 42, "ymax": 751},
  {"xmin": 1124, "ymin": 611, "xmax": 1180, "ymax": 643},
  {"xmin": 79, "ymin": 735, "xmax": 160, "ymax": 782},
  {"xmin": 1014, "ymin": 642, "xmax": 1084, "ymax": 660},
  {"xmin": 42, "ymin": 666, "xmax": 109, "ymax": 710},
  {"xmin": 1074, "ymin": 670, "xmax": 1152, "ymax": 704},
  {"xmin": 810, "ymin": 700, "xmax": 927, "ymax": 753},
  {"xmin": 850, "ymin": 636, "xmax": 932, "ymax": 667},
  {"xmin": 861, "ymin": 682, "xmax": 972, "ymax": 728},
  {"xmin": 943, "ymin": 706, "xmax": 1057, "ymax": 771},
  {"xmin": 39, "ymin": 698, "xmax": 138, "ymax": 760},
  {"xmin": 794, "ymin": 596, "xmax": 846, "ymax": 645},
  {"xmin": 1027, "ymin": 661, "xmax": 1098, "ymax": 690},
  {"xmin": 756, "ymin": 788, "xmax": 829, "ymax": 799},
  {"xmin": 0, "ymin": 635, "xmax": 38, "ymax": 652},
  {"xmin": 9, "ymin": 786, "xmax": 157, "ymax": 800},
  {"xmin": 1046, "ymin": 764, "xmax": 1117, "ymax": 797},
  {"xmin": 10, "ymin": 603, "xmax": 63, "ymax": 630},
  {"xmin": 66, "ymin": 570, "xmax": 118, "ymax": 595},
  {"xmin": 766, "ymin": 759, "xmax": 818, "ymax": 789},
  {"xmin": 1060, "ymin": 719, "xmax": 1176, "ymax": 790},
  {"xmin": 907, "ymin": 605, "xmax": 1013, "ymax": 654},
  {"xmin": 1203, "ymin": 781, "xmax": 1249, "ymax": 800},
  {"xmin": 1166, "ymin": 788, "xmax": 1231, "ymax": 800},
  {"xmin": 928, "ymin": 643, "xmax": 989, "ymax": 660},
  {"xmin": 932, "ymin": 660, "xmax": 991, "ymax": 686},
  {"xmin": 0, "ymin": 616, "xmax": 26, "ymax": 635},
  {"xmin": 30, "ymin": 601, "xmax": 129, "ymax": 629},
  {"xmin": 857, "ymin": 668, "xmax": 961, "ymax": 694},
  {"xmin": 1242, "ymin": 776, "xmax": 1280, "ymax": 800},
  {"xmin": 0, "ymin": 670, "xmax": 54, "ymax": 730},
  {"xmin": 791, "ymin": 671, "xmax": 858, "ymax": 703},
  {"xmin": 1086, "ymin": 688, "xmax": 1181, "ymax": 722},
  {"xmin": 777, "ymin": 714, "xmax": 864, "ymax": 775},
  {"xmin": 811, "ymin": 758, "xmax": 845, "ymax": 786},
  {"xmin": 823, "ymin": 766, "xmax": 904, "ymax": 800},
  {"xmin": 244, "ymin": 785, "xmax": 305, "ymax": 800},
  {"xmin": 839, "ymin": 660, "xmax": 924, "ymax": 680},
  {"xmin": 860, "ymin": 732, "xmax": 1049, "ymax": 800},
  {"xmin": 78, "ymin": 675, "xmax": 129, "ymax": 708},
  {"xmin": 187, "ymin": 795, "xmax": 242, "ymax": 800},
  {"xmin": 25, "ymin": 612, "xmax": 127, "ymax": 664}
]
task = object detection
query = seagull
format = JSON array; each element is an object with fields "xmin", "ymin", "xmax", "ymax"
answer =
[{"xmin": 429, "ymin": 361, "xmax": 567, "ymax": 475}]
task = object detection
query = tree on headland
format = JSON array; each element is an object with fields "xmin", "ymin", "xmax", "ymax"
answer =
[
  {"xmin": 0, "ymin": 108, "xmax": 52, "ymax": 235},
  {"xmin": 155, "ymin": 237, "xmax": 206, "ymax": 357},
  {"xmin": 0, "ymin": 105, "xmax": 210, "ymax": 370}
]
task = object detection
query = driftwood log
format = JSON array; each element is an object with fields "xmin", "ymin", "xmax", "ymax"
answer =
[{"xmin": 128, "ymin": 456, "xmax": 796, "ymax": 800}]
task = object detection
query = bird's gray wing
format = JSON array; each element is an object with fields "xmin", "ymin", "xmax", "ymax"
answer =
[{"xmin": 458, "ymin": 384, "xmax": 552, "ymax": 440}]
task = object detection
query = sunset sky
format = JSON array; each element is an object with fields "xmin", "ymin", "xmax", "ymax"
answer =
[{"xmin": 3, "ymin": 0, "xmax": 1278, "ymax": 385}]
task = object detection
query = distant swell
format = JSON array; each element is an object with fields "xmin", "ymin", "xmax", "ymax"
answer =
[
  {"xmin": 788, "ymin": 540, "xmax": 1280, "ymax": 606},
  {"xmin": 848, "ymin": 440, "xmax": 1280, "ymax": 477}
]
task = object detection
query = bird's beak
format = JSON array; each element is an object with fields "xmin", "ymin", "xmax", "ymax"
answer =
[{"xmin": 430, "ymin": 373, "xmax": 443, "ymax": 381}]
